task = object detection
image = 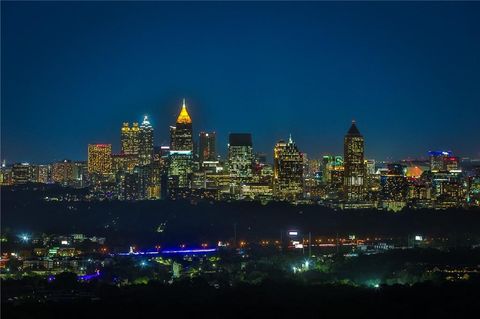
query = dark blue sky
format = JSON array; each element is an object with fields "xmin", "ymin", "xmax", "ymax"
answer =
[{"xmin": 2, "ymin": 2, "xmax": 479, "ymax": 163}]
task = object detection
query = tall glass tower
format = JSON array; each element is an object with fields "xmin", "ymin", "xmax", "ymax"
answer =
[
  {"xmin": 168, "ymin": 99, "xmax": 193, "ymax": 189},
  {"xmin": 343, "ymin": 121, "xmax": 366, "ymax": 201},
  {"xmin": 273, "ymin": 135, "xmax": 304, "ymax": 201},
  {"xmin": 139, "ymin": 116, "xmax": 154, "ymax": 165}
]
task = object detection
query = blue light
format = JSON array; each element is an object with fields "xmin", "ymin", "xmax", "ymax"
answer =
[
  {"xmin": 116, "ymin": 248, "xmax": 217, "ymax": 256},
  {"xmin": 78, "ymin": 270, "xmax": 100, "ymax": 281},
  {"xmin": 161, "ymin": 248, "xmax": 217, "ymax": 254},
  {"xmin": 428, "ymin": 150, "xmax": 452, "ymax": 156},
  {"xmin": 47, "ymin": 271, "xmax": 100, "ymax": 282},
  {"xmin": 18, "ymin": 234, "xmax": 30, "ymax": 242}
]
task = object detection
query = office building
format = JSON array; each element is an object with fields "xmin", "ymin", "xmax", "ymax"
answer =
[
  {"xmin": 429, "ymin": 151, "xmax": 459, "ymax": 172},
  {"xmin": 121, "ymin": 122, "xmax": 140, "ymax": 155},
  {"xmin": 12, "ymin": 163, "xmax": 32, "ymax": 184},
  {"xmin": 168, "ymin": 99, "xmax": 193, "ymax": 189},
  {"xmin": 88, "ymin": 144, "xmax": 112, "ymax": 176},
  {"xmin": 170, "ymin": 99, "xmax": 193, "ymax": 151},
  {"xmin": 273, "ymin": 135, "xmax": 304, "ymax": 201},
  {"xmin": 139, "ymin": 116, "xmax": 154, "ymax": 165},
  {"xmin": 199, "ymin": 132, "xmax": 216, "ymax": 166},
  {"xmin": 52, "ymin": 160, "xmax": 76, "ymax": 185},
  {"xmin": 228, "ymin": 133, "xmax": 253, "ymax": 194},
  {"xmin": 344, "ymin": 121, "xmax": 366, "ymax": 201}
]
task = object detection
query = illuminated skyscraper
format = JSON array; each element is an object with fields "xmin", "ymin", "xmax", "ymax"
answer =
[
  {"xmin": 139, "ymin": 116, "xmax": 154, "ymax": 165},
  {"xmin": 343, "ymin": 121, "xmax": 366, "ymax": 201},
  {"xmin": 228, "ymin": 133, "xmax": 253, "ymax": 194},
  {"xmin": 171, "ymin": 99, "xmax": 193, "ymax": 151},
  {"xmin": 121, "ymin": 122, "xmax": 140, "ymax": 155},
  {"xmin": 12, "ymin": 163, "xmax": 32, "ymax": 184},
  {"xmin": 273, "ymin": 135, "xmax": 304, "ymax": 201},
  {"xmin": 168, "ymin": 99, "xmax": 193, "ymax": 189},
  {"xmin": 199, "ymin": 132, "xmax": 216, "ymax": 165},
  {"xmin": 380, "ymin": 164, "xmax": 408, "ymax": 201},
  {"xmin": 52, "ymin": 160, "xmax": 76, "ymax": 186},
  {"xmin": 444, "ymin": 156, "xmax": 459, "ymax": 172},
  {"xmin": 429, "ymin": 151, "xmax": 459, "ymax": 172},
  {"xmin": 88, "ymin": 144, "xmax": 112, "ymax": 176}
]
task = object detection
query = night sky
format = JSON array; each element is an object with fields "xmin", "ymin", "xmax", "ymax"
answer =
[{"xmin": 2, "ymin": 2, "xmax": 479, "ymax": 164}]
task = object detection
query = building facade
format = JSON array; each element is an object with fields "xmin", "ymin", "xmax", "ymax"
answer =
[
  {"xmin": 171, "ymin": 99, "xmax": 193, "ymax": 152},
  {"xmin": 198, "ymin": 132, "xmax": 216, "ymax": 166},
  {"xmin": 168, "ymin": 99, "xmax": 193, "ymax": 189},
  {"xmin": 228, "ymin": 133, "xmax": 253, "ymax": 195},
  {"xmin": 273, "ymin": 135, "xmax": 304, "ymax": 201},
  {"xmin": 87, "ymin": 144, "xmax": 112, "ymax": 176},
  {"xmin": 121, "ymin": 122, "xmax": 140, "ymax": 155},
  {"xmin": 139, "ymin": 116, "xmax": 154, "ymax": 165},
  {"xmin": 52, "ymin": 160, "xmax": 76, "ymax": 186},
  {"xmin": 343, "ymin": 121, "xmax": 366, "ymax": 201},
  {"xmin": 12, "ymin": 163, "xmax": 33, "ymax": 184}
]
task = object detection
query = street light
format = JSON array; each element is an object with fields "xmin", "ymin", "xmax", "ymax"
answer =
[{"xmin": 19, "ymin": 234, "xmax": 30, "ymax": 243}]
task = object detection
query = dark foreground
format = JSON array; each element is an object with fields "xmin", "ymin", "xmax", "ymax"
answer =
[
  {"xmin": 3, "ymin": 187, "xmax": 480, "ymax": 318},
  {"xmin": 3, "ymin": 281, "xmax": 480, "ymax": 318},
  {"xmin": 2, "ymin": 186, "xmax": 480, "ymax": 246}
]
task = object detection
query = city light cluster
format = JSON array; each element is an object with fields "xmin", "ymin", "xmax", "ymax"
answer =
[{"xmin": 1, "ymin": 100, "xmax": 479, "ymax": 210}]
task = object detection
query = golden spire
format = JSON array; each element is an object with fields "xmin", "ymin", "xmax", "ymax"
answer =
[{"xmin": 176, "ymin": 98, "xmax": 192, "ymax": 124}]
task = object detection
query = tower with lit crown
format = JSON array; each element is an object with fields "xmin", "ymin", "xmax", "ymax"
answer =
[
  {"xmin": 168, "ymin": 99, "xmax": 194, "ymax": 189},
  {"xmin": 343, "ymin": 121, "xmax": 366, "ymax": 201},
  {"xmin": 171, "ymin": 99, "xmax": 193, "ymax": 151},
  {"xmin": 139, "ymin": 115, "xmax": 154, "ymax": 165}
]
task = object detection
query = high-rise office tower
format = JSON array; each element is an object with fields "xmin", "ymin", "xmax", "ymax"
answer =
[
  {"xmin": 88, "ymin": 144, "xmax": 112, "ymax": 175},
  {"xmin": 444, "ymin": 156, "xmax": 459, "ymax": 172},
  {"xmin": 171, "ymin": 99, "xmax": 193, "ymax": 151},
  {"xmin": 199, "ymin": 132, "xmax": 216, "ymax": 165},
  {"xmin": 343, "ymin": 121, "xmax": 366, "ymax": 201},
  {"xmin": 228, "ymin": 133, "xmax": 253, "ymax": 193},
  {"xmin": 121, "ymin": 122, "xmax": 140, "ymax": 155},
  {"xmin": 168, "ymin": 99, "xmax": 193, "ymax": 189},
  {"xmin": 429, "ymin": 151, "xmax": 459, "ymax": 172},
  {"xmin": 139, "ymin": 116, "xmax": 154, "ymax": 165},
  {"xmin": 273, "ymin": 135, "xmax": 304, "ymax": 201},
  {"xmin": 381, "ymin": 163, "xmax": 408, "ymax": 201}
]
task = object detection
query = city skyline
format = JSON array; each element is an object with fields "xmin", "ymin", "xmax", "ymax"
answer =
[
  {"xmin": 0, "ymin": 98, "xmax": 476, "ymax": 165},
  {"xmin": 2, "ymin": 2, "xmax": 479, "ymax": 163},
  {"xmin": 2, "ymin": 2, "xmax": 480, "ymax": 316}
]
